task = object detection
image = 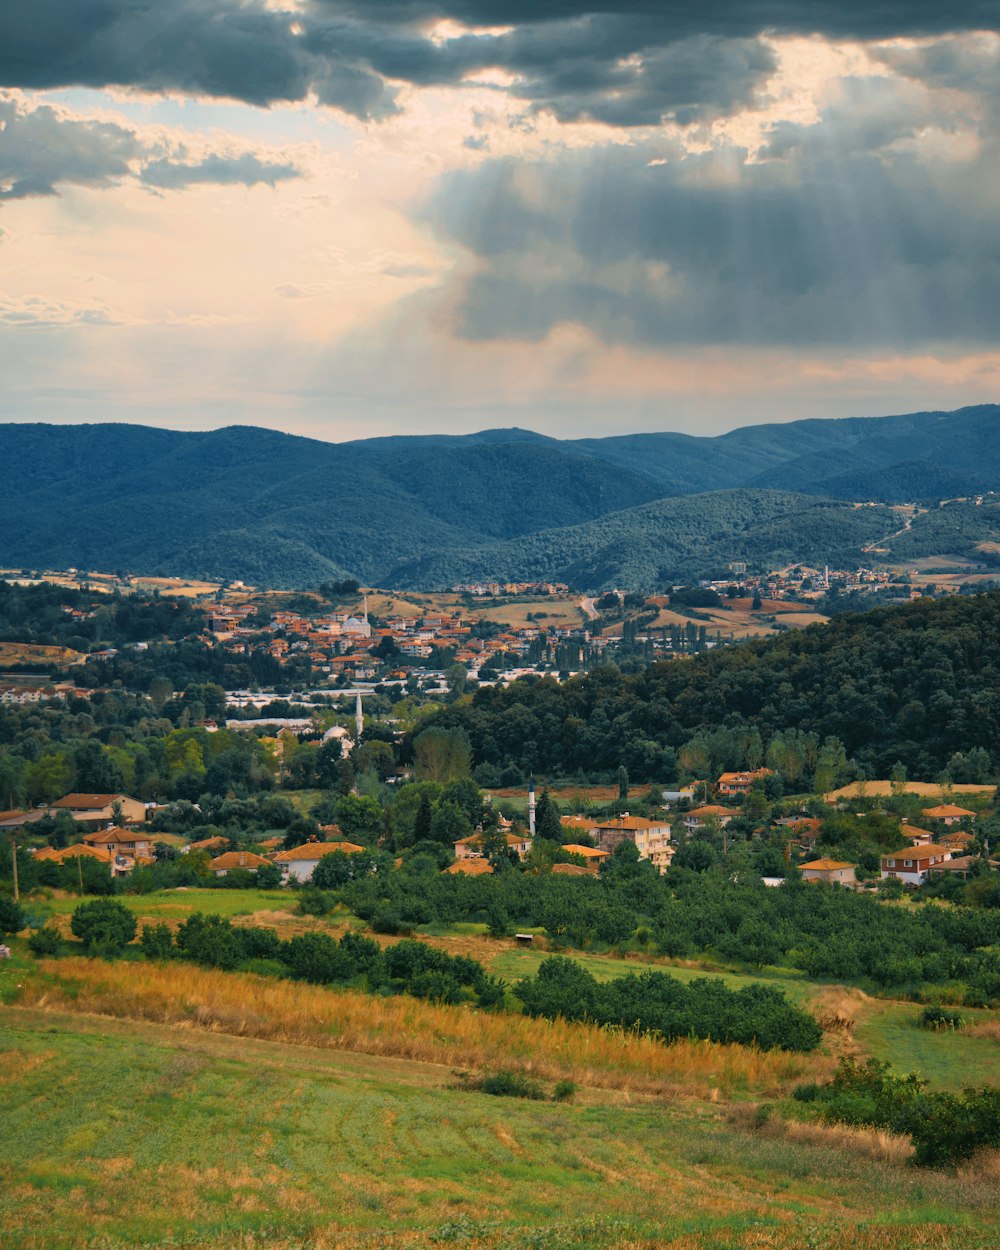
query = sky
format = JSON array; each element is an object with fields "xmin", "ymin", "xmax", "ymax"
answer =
[{"xmin": 1, "ymin": 1, "xmax": 1000, "ymax": 442}]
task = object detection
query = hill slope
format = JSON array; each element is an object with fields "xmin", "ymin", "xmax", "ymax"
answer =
[{"xmin": 1, "ymin": 403, "xmax": 999, "ymax": 586}]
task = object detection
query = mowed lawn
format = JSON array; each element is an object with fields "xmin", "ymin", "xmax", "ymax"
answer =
[{"xmin": 2, "ymin": 1009, "xmax": 1000, "ymax": 1250}]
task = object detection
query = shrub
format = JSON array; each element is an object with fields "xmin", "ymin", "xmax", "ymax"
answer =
[
  {"xmin": 174, "ymin": 913, "xmax": 243, "ymax": 970},
  {"xmin": 27, "ymin": 925, "xmax": 62, "ymax": 957},
  {"xmin": 298, "ymin": 888, "xmax": 334, "ymax": 916},
  {"xmin": 140, "ymin": 922, "xmax": 174, "ymax": 960},
  {"xmin": 552, "ymin": 1079, "xmax": 577, "ymax": 1102},
  {"xmin": 515, "ymin": 957, "xmax": 822, "ymax": 1053},
  {"xmin": 0, "ymin": 895, "xmax": 25, "ymax": 936},
  {"xmin": 70, "ymin": 898, "xmax": 137, "ymax": 953},
  {"xmin": 468, "ymin": 1070, "xmax": 546, "ymax": 1100},
  {"xmin": 283, "ymin": 931, "xmax": 359, "ymax": 984},
  {"xmin": 919, "ymin": 1005, "xmax": 963, "ymax": 1030}
]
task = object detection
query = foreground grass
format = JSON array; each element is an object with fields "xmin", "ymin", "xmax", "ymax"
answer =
[
  {"xmin": 8, "ymin": 956, "xmax": 818, "ymax": 1099},
  {"xmin": 2, "ymin": 1010, "xmax": 1000, "ymax": 1250}
]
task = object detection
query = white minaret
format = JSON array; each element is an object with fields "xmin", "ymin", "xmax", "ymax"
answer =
[
  {"xmin": 528, "ymin": 776, "xmax": 536, "ymax": 836},
  {"xmin": 355, "ymin": 691, "xmax": 363, "ymax": 741}
]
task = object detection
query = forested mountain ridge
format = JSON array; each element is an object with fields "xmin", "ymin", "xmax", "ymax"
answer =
[
  {"xmin": 423, "ymin": 589, "xmax": 1000, "ymax": 781},
  {"xmin": 387, "ymin": 491, "xmax": 899, "ymax": 589},
  {"xmin": 1, "ymin": 403, "xmax": 999, "ymax": 587}
]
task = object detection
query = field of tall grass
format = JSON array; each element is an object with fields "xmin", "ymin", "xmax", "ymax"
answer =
[
  {"xmin": 17, "ymin": 955, "xmax": 823, "ymax": 1099},
  {"xmin": 2, "ymin": 1010, "xmax": 999, "ymax": 1250}
]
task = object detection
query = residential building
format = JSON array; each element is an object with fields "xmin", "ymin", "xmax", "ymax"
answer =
[
  {"xmin": 210, "ymin": 850, "xmax": 273, "ymax": 877},
  {"xmin": 800, "ymin": 858, "xmax": 857, "ymax": 886},
  {"xmin": 50, "ymin": 793, "xmax": 146, "ymax": 825},
  {"xmin": 271, "ymin": 839, "xmax": 367, "ymax": 882},
  {"xmin": 454, "ymin": 832, "xmax": 533, "ymax": 861},
  {"xmin": 922, "ymin": 804, "xmax": 975, "ymax": 826},
  {"xmin": 81, "ymin": 827, "xmax": 158, "ymax": 875},
  {"xmin": 444, "ymin": 858, "xmax": 494, "ymax": 876},
  {"xmin": 716, "ymin": 769, "xmax": 773, "ymax": 798},
  {"xmin": 927, "ymin": 855, "xmax": 979, "ymax": 880},
  {"xmin": 682, "ymin": 805, "xmax": 739, "ymax": 835},
  {"xmin": 880, "ymin": 846, "xmax": 951, "ymax": 886},
  {"xmin": 592, "ymin": 815, "xmax": 673, "ymax": 873}
]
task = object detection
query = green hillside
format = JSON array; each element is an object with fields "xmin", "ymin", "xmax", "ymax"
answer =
[
  {"xmin": 2, "ymin": 404, "xmax": 1000, "ymax": 587},
  {"xmin": 389, "ymin": 491, "xmax": 898, "ymax": 589}
]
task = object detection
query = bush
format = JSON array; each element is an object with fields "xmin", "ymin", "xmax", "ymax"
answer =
[
  {"xmin": 552, "ymin": 1079, "xmax": 577, "ymax": 1102},
  {"xmin": 919, "ymin": 1005, "xmax": 963, "ymax": 1030},
  {"xmin": 27, "ymin": 925, "xmax": 62, "ymax": 957},
  {"xmin": 283, "ymin": 931, "xmax": 359, "ymax": 984},
  {"xmin": 70, "ymin": 898, "xmax": 137, "ymax": 953},
  {"xmin": 0, "ymin": 895, "xmax": 25, "ymax": 936},
  {"xmin": 468, "ymin": 1070, "xmax": 546, "ymax": 1100},
  {"xmin": 174, "ymin": 913, "xmax": 243, "ymax": 970},
  {"xmin": 298, "ymin": 888, "xmax": 334, "ymax": 916},
  {"xmin": 140, "ymin": 922, "xmax": 174, "ymax": 960}
]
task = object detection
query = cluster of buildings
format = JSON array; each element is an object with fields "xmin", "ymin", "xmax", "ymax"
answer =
[
  {"xmin": 207, "ymin": 601, "xmax": 604, "ymax": 683},
  {"xmin": 450, "ymin": 583, "xmax": 570, "ymax": 597}
]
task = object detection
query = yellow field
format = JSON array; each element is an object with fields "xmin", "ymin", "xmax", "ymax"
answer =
[
  {"xmin": 826, "ymin": 780, "xmax": 996, "ymax": 801},
  {"xmin": 15, "ymin": 957, "xmax": 819, "ymax": 1099},
  {"xmin": 0, "ymin": 641, "xmax": 86, "ymax": 666}
]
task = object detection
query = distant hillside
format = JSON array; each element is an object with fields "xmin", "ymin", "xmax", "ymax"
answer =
[
  {"xmin": 388, "ymin": 492, "xmax": 899, "ymax": 589},
  {"xmin": 1, "ymin": 403, "xmax": 999, "ymax": 586}
]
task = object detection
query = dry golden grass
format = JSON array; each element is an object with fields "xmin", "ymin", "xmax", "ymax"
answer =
[
  {"xmin": 21, "ymin": 956, "xmax": 826, "ymax": 1098},
  {"xmin": 964, "ymin": 1019, "xmax": 1000, "ymax": 1042},
  {"xmin": 807, "ymin": 986, "xmax": 869, "ymax": 1034},
  {"xmin": 742, "ymin": 1110, "xmax": 915, "ymax": 1166}
]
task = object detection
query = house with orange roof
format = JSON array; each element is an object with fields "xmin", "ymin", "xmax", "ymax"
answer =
[
  {"xmin": 271, "ymin": 838, "xmax": 367, "ymax": 881},
  {"xmin": 717, "ymin": 769, "xmax": 773, "ymax": 798},
  {"xmin": 898, "ymin": 821, "xmax": 936, "ymax": 845},
  {"xmin": 210, "ymin": 850, "xmax": 273, "ymax": 877},
  {"xmin": 881, "ymin": 846, "xmax": 951, "ymax": 886},
  {"xmin": 454, "ymin": 831, "xmax": 533, "ymax": 861},
  {"xmin": 592, "ymin": 815, "xmax": 673, "ymax": 872},
  {"xmin": 50, "ymin": 793, "xmax": 146, "ymax": 825},
  {"xmin": 800, "ymin": 858, "xmax": 857, "ymax": 885},
  {"xmin": 184, "ymin": 835, "xmax": 231, "ymax": 854},
  {"xmin": 939, "ymin": 829, "xmax": 975, "ymax": 852},
  {"xmin": 81, "ymin": 826, "xmax": 158, "ymax": 875},
  {"xmin": 923, "ymin": 804, "xmax": 976, "ymax": 826},
  {"xmin": 682, "ymin": 805, "xmax": 740, "ymax": 835}
]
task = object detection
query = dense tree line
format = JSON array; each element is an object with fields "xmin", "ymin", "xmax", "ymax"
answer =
[
  {"xmin": 422, "ymin": 591, "xmax": 1000, "ymax": 779},
  {"xmin": 516, "ymin": 956, "xmax": 821, "ymax": 1052},
  {"xmin": 0, "ymin": 581, "xmax": 204, "ymax": 653}
]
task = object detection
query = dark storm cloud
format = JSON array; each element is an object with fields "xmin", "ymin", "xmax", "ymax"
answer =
[
  {"xmin": 2, "ymin": 0, "xmax": 999, "ymax": 127},
  {"xmin": 0, "ymin": 98, "xmax": 302, "ymax": 200},
  {"xmin": 139, "ymin": 152, "xmax": 299, "ymax": 190},
  {"xmin": 423, "ymin": 97, "xmax": 1000, "ymax": 349}
]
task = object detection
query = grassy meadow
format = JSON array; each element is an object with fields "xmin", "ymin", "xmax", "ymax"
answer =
[
  {"xmin": 6, "ymin": 887, "xmax": 1000, "ymax": 1247},
  {"xmin": 3, "ymin": 1006, "xmax": 1000, "ymax": 1250}
]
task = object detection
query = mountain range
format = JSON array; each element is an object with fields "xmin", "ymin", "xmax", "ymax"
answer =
[{"xmin": 1, "ymin": 403, "xmax": 999, "ymax": 589}]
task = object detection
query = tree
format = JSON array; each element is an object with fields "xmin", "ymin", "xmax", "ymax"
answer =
[
  {"xmin": 534, "ymin": 790, "xmax": 563, "ymax": 842},
  {"xmin": 256, "ymin": 861, "xmax": 282, "ymax": 889},
  {"xmin": 413, "ymin": 726, "xmax": 472, "ymax": 783},
  {"xmin": 429, "ymin": 799, "xmax": 472, "ymax": 847},
  {"xmin": 335, "ymin": 794, "xmax": 383, "ymax": 844},
  {"xmin": 70, "ymin": 898, "xmax": 137, "ymax": 953},
  {"xmin": 617, "ymin": 766, "xmax": 629, "ymax": 805},
  {"xmin": 891, "ymin": 761, "xmax": 908, "ymax": 799}
]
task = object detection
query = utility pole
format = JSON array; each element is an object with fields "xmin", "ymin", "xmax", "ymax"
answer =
[{"xmin": 10, "ymin": 832, "xmax": 18, "ymax": 903}]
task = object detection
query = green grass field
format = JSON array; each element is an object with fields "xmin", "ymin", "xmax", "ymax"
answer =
[
  {"xmin": 2, "ymin": 1008, "xmax": 999, "ymax": 1250},
  {"xmin": 855, "ymin": 1002, "xmax": 1000, "ymax": 1090},
  {"xmin": 38, "ymin": 887, "xmax": 290, "ymax": 920}
]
